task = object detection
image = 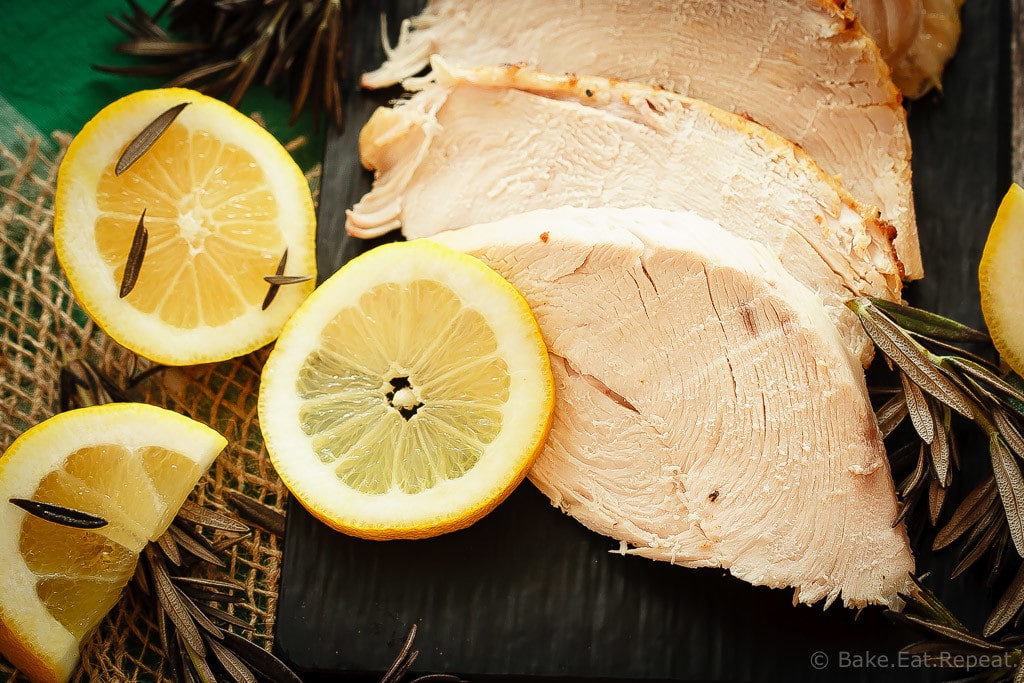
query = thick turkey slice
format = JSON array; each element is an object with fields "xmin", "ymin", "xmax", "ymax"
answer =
[
  {"xmin": 362, "ymin": 0, "xmax": 921, "ymax": 278},
  {"xmin": 431, "ymin": 207, "xmax": 914, "ymax": 609},
  {"xmin": 348, "ymin": 59, "xmax": 902, "ymax": 366}
]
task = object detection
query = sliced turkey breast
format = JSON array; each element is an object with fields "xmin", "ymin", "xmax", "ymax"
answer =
[
  {"xmin": 362, "ymin": 0, "xmax": 921, "ymax": 278},
  {"xmin": 348, "ymin": 60, "xmax": 902, "ymax": 366},
  {"xmin": 431, "ymin": 207, "xmax": 914, "ymax": 609}
]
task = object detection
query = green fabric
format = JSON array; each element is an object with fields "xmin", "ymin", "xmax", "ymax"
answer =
[{"xmin": 0, "ymin": 0, "xmax": 324, "ymax": 172}]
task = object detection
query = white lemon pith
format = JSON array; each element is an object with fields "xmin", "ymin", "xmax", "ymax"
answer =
[
  {"xmin": 980, "ymin": 183, "xmax": 1024, "ymax": 377},
  {"xmin": 54, "ymin": 87, "xmax": 316, "ymax": 366},
  {"xmin": 258, "ymin": 241, "xmax": 555, "ymax": 540},
  {"xmin": 0, "ymin": 404, "xmax": 226, "ymax": 683}
]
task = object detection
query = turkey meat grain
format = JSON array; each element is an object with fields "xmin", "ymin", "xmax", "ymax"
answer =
[
  {"xmin": 431, "ymin": 206, "xmax": 915, "ymax": 609},
  {"xmin": 363, "ymin": 0, "xmax": 921, "ymax": 278},
  {"xmin": 348, "ymin": 60, "xmax": 903, "ymax": 367}
]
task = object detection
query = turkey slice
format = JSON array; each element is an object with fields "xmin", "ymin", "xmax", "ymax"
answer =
[
  {"xmin": 348, "ymin": 59, "xmax": 902, "ymax": 366},
  {"xmin": 362, "ymin": 0, "xmax": 921, "ymax": 278},
  {"xmin": 431, "ymin": 207, "xmax": 914, "ymax": 609}
]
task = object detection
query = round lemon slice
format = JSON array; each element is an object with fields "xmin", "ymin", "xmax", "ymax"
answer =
[
  {"xmin": 258, "ymin": 240, "xmax": 555, "ymax": 540},
  {"xmin": 980, "ymin": 183, "xmax": 1024, "ymax": 377},
  {"xmin": 54, "ymin": 87, "xmax": 316, "ymax": 366},
  {"xmin": 0, "ymin": 403, "xmax": 226, "ymax": 683}
]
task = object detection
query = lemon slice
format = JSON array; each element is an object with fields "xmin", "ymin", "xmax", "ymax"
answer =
[
  {"xmin": 980, "ymin": 183, "xmax": 1024, "ymax": 376},
  {"xmin": 258, "ymin": 241, "xmax": 554, "ymax": 540},
  {"xmin": 0, "ymin": 404, "xmax": 226, "ymax": 683},
  {"xmin": 54, "ymin": 87, "xmax": 316, "ymax": 366}
]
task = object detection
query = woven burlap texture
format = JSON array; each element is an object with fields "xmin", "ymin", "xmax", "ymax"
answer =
[{"xmin": 0, "ymin": 128, "xmax": 299, "ymax": 682}]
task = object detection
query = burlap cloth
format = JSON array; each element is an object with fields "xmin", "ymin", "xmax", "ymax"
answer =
[{"xmin": 0, "ymin": 125, "xmax": 319, "ymax": 681}]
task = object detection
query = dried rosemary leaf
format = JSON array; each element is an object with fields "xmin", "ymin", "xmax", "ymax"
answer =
[
  {"xmin": 930, "ymin": 405, "xmax": 952, "ymax": 486},
  {"xmin": 876, "ymin": 390, "xmax": 909, "ymax": 439},
  {"xmin": 120, "ymin": 210, "xmax": 149, "ymax": 298},
  {"xmin": 985, "ymin": 561, "xmax": 1024, "ymax": 636},
  {"xmin": 995, "ymin": 408, "xmax": 1024, "ymax": 460},
  {"xmin": 211, "ymin": 532, "xmax": 251, "ymax": 553},
  {"xmin": 900, "ymin": 640, "xmax": 998, "ymax": 659},
  {"xmin": 176, "ymin": 500, "xmax": 249, "ymax": 533},
  {"xmin": 117, "ymin": 38, "xmax": 208, "ymax": 57},
  {"xmin": 219, "ymin": 631, "xmax": 303, "ymax": 683},
  {"xmin": 179, "ymin": 589, "xmax": 225, "ymax": 640},
  {"xmin": 848, "ymin": 299, "xmax": 973, "ymax": 418},
  {"xmin": 380, "ymin": 625, "xmax": 419, "ymax": 683},
  {"xmin": 990, "ymin": 436, "xmax": 1024, "ymax": 556},
  {"xmin": 867, "ymin": 297, "xmax": 990, "ymax": 343},
  {"xmin": 173, "ymin": 576, "xmax": 244, "ymax": 592},
  {"xmin": 196, "ymin": 602, "xmax": 253, "ymax": 630},
  {"xmin": 262, "ymin": 274, "xmax": 313, "ymax": 286},
  {"xmin": 169, "ymin": 524, "xmax": 226, "ymax": 567},
  {"xmin": 158, "ymin": 529, "xmax": 183, "ymax": 567},
  {"xmin": 951, "ymin": 517, "xmax": 1005, "ymax": 579},
  {"xmin": 894, "ymin": 482, "xmax": 923, "ymax": 528},
  {"xmin": 134, "ymin": 558, "xmax": 152, "ymax": 596},
  {"xmin": 261, "ymin": 249, "xmax": 288, "ymax": 311},
  {"xmin": 946, "ymin": 356, "xmax": 1024, "ymax": 410},
  {"xmin": 80, "ymin": 359, "xmax": 132, "ymax": 402},
  {"xmin": 224, "ymin": 490, "xmax": 286, "ymax": 537},
  {"xmin": 988, "ymin": 531, "xmax": 1012, "ymax": 588},
  {"xmin": 8, "ymin": 498, "xmax": 108, "ymax": 529},
  {"xmin": 182, "ymin": 633, "xmax": 218, "ymax": 683},
  {"xmin": 158, "ymin": 604, "xmax": 187, "ymax": 683},
  {"xmin": 899, "ymin": 444, "xmax": 928, "ymax": 500},
  {"xmin": 149, "ymin": 548, "xmax": 206, "ymax": 657},
  {"xmin": 901, "ymin": 575, "xmax": 969, "ymax": 629},
  {"xmin": 898, "ymin": 613, "xmax": 1007, "ymax": 652},
  {"xmin": 180, "ymin": 586, "xmax": 247, "ymax": 605},
  {"xmin": 901, "ymin": 372, "xmax": 935, "ymax": 444},
  {"xmin": 928, "ymin": 476, "xmax": 947, "ymax": 526},
  {"xmin": 116, "ymin": 102, "xmax": 189, "ymax": 175},
  {"xmin": 167, "ymin": 61, "xmax": 237, "ymax": 90},
  {"xmin": 208, "ymin": 638, "xmax": 258, "ymax": 683},
  {"xmin": 934, "ymin": 477, "xmax": 998, "ymax": 550}
]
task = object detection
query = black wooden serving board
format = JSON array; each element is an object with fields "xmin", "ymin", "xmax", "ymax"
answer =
[{"xmin": 276, "ymin": 2, "xmax": 1014, "ymax": 680}]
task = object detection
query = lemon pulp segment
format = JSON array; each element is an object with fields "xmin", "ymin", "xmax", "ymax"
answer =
[
  {"xmin": 20, "ymin": 444, "xmax": 203, "ymax": 639},
  {"xmin": 94, "ymin": 121, "xmax": 285, "ymax": 329},
  {"xmin": 296, "ymin": 280, "xmax": 511, "ymax": 495},
  {"xmin": 0, "ymin": 403, "xmax": 226, "ymax": 683}
]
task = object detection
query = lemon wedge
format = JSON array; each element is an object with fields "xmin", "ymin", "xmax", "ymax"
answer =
[
  {"xmin": 258, "ymin": 241, "xmax": 554, "ymax": 540},
  {"xmin": 0, "ymin": 403, "xmax": 225, "ymax": 683}
]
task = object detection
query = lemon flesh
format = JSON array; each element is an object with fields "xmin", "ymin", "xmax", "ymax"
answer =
[
  {"xmin": 980, "ymin": 183, "xmax": 1024, "ymax": 377},
  {"xmin": 54, "ymin": 88, "xmax": 316, "ymax": 366},
  {"xmin": 259, "ymin": 241, "xmax": 554, "ymax": 540},
  {"xmin": 0, "ymin": 404, "xmax": 226, "ymax": 683}
]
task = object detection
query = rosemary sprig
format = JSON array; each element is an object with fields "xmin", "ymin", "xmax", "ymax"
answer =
[
  {"xmin": 886, "ymin": 576, "xmax": 1022, "ymax": 681},
  {"xmin": 853, "ymin": 297, "xmax": 1024, "ymax": 662},
  {"xmin": 96, "ymin": 0, "xmax": 353, "ymax": 129}
]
